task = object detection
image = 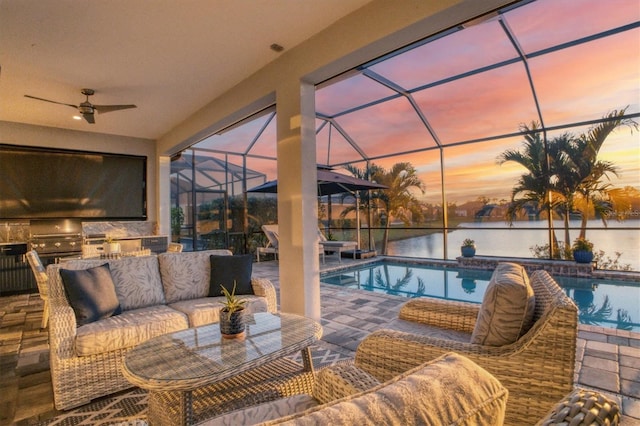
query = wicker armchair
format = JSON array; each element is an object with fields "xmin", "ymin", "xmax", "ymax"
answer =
[
  {"xmin": 355, "ymin": 269, "xmax": 578, "ymax": 426},
  {"xmin": 26, "ymin": 250, "xmax": 49, "ymax": 328}
]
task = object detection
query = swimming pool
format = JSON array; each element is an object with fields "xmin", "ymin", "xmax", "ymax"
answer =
[{"xmin": 320, "ymin": 260, "xmax": 640, "ymax": 332}]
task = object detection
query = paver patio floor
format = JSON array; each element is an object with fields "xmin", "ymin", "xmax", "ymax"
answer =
[{"xmin": 1, "ymin": 256, "xmax": 638, "ymax": 424}]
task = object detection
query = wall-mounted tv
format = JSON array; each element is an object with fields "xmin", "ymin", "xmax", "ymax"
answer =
[{"xmin": 0, "ymin": 144, "xmax": 147, "ymax": 219}]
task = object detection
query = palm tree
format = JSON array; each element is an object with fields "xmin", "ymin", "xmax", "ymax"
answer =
[
  {"xmin": 341, "ymin": 163, "xmax": 385, "ymax": 249},
  {"xmin": 565, "ymin": 108, "xmax": 637, "ymax": 238},
  {"xmin": 374, "ymin": 162, "xmax": 425, "ymax": 255},
  {"xmin": 497, "ymin": 122, "xmax": 562, "ymax": 256},
  {"xmin": 498, "ymin": 109, "xmax": 637, "ymax": 258}
]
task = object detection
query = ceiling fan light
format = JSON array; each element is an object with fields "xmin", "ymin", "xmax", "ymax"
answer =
[{"xmin": 73, "ymin": 115, "xmax": 82, "ymax": 120}]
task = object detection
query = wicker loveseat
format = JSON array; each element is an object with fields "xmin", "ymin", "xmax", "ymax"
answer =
[
  {"xmin": 46, "ymin": 249, "xmax": 277, "ymax": 410},
  {"xmin": 353, "ymin": 265, "xmax": 578, "ymax": 426}
]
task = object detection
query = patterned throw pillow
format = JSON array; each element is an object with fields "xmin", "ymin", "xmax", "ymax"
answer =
[
  {"xmin": 209, "ymin": 254, "xmax": 254, "ymax": 297},
  {"xmin": 59, "ymin": 264, "xmax": 122, "ymax": 326},
  {"xmin": 471, "ymin": 262, "xmax": 535, "ymax": 346}
]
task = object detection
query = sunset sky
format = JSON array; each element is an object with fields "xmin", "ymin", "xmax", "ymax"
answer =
[{"xmin": 193, "ymin": 0, "xmax": 639, "ymax": 205}]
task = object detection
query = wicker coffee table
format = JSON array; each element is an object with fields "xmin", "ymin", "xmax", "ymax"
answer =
[{"xmin": 122, "ymin": 312, "xmax": 322, "ymax": 426}]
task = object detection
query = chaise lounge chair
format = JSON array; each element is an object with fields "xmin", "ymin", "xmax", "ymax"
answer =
[
  {"xmin": 257, "ymin": 224, "xmax": 327, "ymax": 263},
  {"xmin": 257, "ymin": 224, "xmax": 280, "ymax": 262},
  {"xmin": 317, "ymin": 228, "xmax": 358, "ymax": 263}
]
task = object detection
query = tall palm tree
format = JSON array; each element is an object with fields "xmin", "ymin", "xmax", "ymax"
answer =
[
  {"xmin": 375, "ymin": 162, "xmax": 425, "ymax": 255},
  {"xmin": 497, "ymin": 122, "xmax": 562, "ymax": 255},
  {"xmin": 341, "ymin": 163, "xmax": 385, "ymax": 249},
  {"xmin": 566, "ymin": 108, "xmax": 636, "ymax": 238},
  {"xmin": 498, "ymin": 109, "xmax": 636, "ymax": 257}
]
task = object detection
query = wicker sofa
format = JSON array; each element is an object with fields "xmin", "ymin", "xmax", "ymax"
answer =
[
  {"xmin": 200, "ymin": 352, "xmax": 510, "ymax": 425},
  {"xmin": 46, "ymin": 249, "xmax": 277, "ymax": 410},
  {"xmin": 353, "ymin": 265, "xmax": 578, "ymax": 426}
]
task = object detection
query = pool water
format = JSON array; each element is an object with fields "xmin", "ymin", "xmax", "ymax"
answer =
[{"xmin": 320, "ymin": 261, "xmax": 640, "ymax": 332}]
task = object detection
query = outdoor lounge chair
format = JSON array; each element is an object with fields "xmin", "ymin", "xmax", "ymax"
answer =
[
  {"xmin": 354, "ymin": 264, "xmax": 579, "ymax": 426},
  {"xmin": 26, "ymin": 250, "xmax": 49, "ymax": 328},
  {"xmin": 317, "ymin": 228, "xmax": 358, "ymax": 263},
  {"xmin": 257, "ymin": 224, "xmax": 326, "ymax": 263},
  {"xmin": 257, "ymin": 224, "xmax": 280, "ymax": 262}
]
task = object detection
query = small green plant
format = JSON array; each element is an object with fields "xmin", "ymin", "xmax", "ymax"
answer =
[
  {"xmin": 171, "ymin": 206, "xmax": 185, "ymax": 240},
  {"xmin": 462, "ymin": 238, "xmax": 475, "ymax": 247},
  {"xmin": 572, "ymin": 237, "xmax": 594, "ymax": 252},
  {"xmin": 220, "ymin": 281, "xmax": 246, "ymax": 314}
]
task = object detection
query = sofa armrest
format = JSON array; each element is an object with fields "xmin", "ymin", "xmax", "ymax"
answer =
[
  {"xmin": 312, "ymin": 361, "xmax": 381, "ymax": 404},
  {"xmin": 251, "ymin": 277, "xmax": 278, "ymax": 312},
  {"xmin": 537, "ymin": 389, "xmax": 620, "ymax": 426},
  {"xmin": 48, "ymin": 296, "xmax": 79, "ymax": 360},
  {"xmin": 399, "ymin": 298, "xmax": 480, "ymax": 334}
]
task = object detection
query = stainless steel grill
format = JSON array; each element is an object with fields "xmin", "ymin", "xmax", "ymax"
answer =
[{"xmin": 29, "ymin": 219, "xmax": 83, "ymax": 263}]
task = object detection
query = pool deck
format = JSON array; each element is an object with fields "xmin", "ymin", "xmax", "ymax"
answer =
[{"xmin": 1, "ymin": 255, "xmax": 639, "ymax": 424}]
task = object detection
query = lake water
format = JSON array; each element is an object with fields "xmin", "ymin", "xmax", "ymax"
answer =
[
  {"xmin": 321, "ymin": 260, "xmax": 640, "ymax": 332},
  {"xmin": 386, "ymin": 219, "xmax": 640, "ymax": 271}
]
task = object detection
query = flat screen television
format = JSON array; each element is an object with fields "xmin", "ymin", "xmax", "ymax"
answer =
[{"xmin": 0, "ymin": 144, "xmax": 147, "ymax": 219}]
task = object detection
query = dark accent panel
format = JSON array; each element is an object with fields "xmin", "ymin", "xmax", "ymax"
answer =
[{"xmin": 0, "ymin": 144, "xmax": 147, "ymax": 219}]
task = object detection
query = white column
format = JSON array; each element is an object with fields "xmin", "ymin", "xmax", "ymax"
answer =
[{"xmin": 275, "ymin": 80, "xmax": 321, "ymax": 321}]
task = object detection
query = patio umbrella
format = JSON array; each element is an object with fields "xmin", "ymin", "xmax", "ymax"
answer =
[{"xmin": 248, "ymin": 166, "xmax": 388, "ymax": 249}]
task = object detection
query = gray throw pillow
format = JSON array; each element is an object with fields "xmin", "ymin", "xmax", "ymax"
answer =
[
  {"xmin": 59, "ymin": 264, "xmax": 122, "ymax": 327},
  {"xmin": 209, "ymin": 254, "xmax": 254, "ymax": 297}
]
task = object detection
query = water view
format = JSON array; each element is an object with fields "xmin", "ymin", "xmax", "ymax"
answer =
[
  {"xmin": 386, "ymin": 219, "xmax": 640, "ymax": 271},
  {"xmin": 321, "ymin": 260, "xmax": 640, "ymax": 332}
]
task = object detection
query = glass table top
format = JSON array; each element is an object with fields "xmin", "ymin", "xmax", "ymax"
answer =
[{"xmin": 123, "ymin": 312, "xmax": 322, "ymax": 391}]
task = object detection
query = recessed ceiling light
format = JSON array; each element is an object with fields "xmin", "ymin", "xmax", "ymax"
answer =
[
  {"xmin": 73, "ymin": 115, "xmax": 82, "ymax": 120},
  {"xmin": 270, "ymin": 43, "xmax": 284, "ymax": 53}
]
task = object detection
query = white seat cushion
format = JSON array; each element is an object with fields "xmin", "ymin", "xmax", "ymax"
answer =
[
  {"xmin": 387, "ymin": 317, "xmax": 472, "ymax": 343},
  {"xmin": 169, "ymin": 295, "xmax": 269, "ymax": 327},
  {"xmin": 75, "ymin": 305, "xmax": 188, "ymax": 356}
]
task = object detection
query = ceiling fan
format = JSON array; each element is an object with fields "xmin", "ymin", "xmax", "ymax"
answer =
[{"xmin": 24, "ymin": 88, "xmax": 137, "ymax": 124}]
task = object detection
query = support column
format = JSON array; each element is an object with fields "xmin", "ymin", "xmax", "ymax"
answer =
[{"xmin": 275, "ymin": 80, "xmax": 321, "ymax": 321}]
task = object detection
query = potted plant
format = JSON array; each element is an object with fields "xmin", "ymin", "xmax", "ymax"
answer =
[
  {"xmin": 460, "ymin": 238, "xmax": 476, "ymax": 257},
  {"xmin": 572, "ymin": 237, "xmax": 594, "ymax": 264},
  {"xmin": 219, "ymin": 282, "xmax": 246, "ymax": 339}
]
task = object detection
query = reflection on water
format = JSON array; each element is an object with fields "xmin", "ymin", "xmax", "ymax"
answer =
[
  {"xmin": 321, "ymin": 261, "xmax": 640, "ymax": 332},
  {"xmin": 386, "ymin": 219, "xmax": 640, "ymax": 271}
]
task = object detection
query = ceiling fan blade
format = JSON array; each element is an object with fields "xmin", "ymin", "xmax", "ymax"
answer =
[
  {"xmin": 82, "ymin": 113, "xmax": 95, "ymax": 124},
  {"xmin": 24, "ymin": 94, "xmax": 77, "ymax": 109},
  {"xmin": 93, "ymin": 104, "xmax": 137, "ymax": 114}
]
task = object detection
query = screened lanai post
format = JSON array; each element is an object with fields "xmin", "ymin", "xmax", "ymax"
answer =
[{"xmin": 275, "ymin": 79, "xmax": 322, "ymax": 322}]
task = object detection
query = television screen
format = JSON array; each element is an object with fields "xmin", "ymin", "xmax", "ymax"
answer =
[{"xmin": 0, "ymin": 144, "xmax": 147, "ymax": 219}]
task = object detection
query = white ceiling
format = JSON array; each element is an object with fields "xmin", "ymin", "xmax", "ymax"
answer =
[{"xmin": 0, "ymin": 0, "xmax": 372, "ymax": 140}]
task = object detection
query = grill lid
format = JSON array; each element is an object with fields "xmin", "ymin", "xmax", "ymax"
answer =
[{"xmin": 30, "ymin": 219, "xmax": 82, "ymax": 238}]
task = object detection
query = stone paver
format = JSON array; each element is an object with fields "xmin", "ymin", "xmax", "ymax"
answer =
[{"xmin": 1, "ymin": 257, "xmax": 639, "ymax": 424}]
